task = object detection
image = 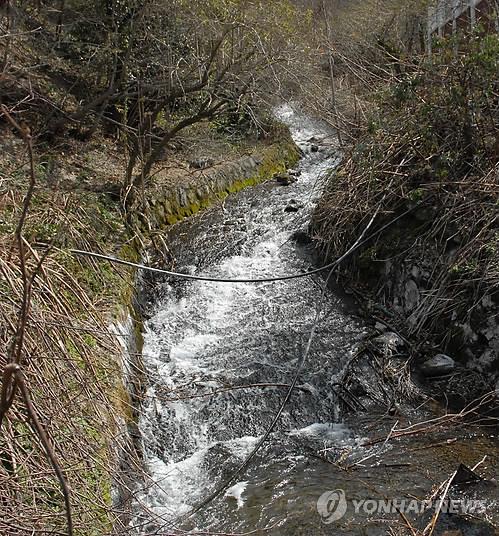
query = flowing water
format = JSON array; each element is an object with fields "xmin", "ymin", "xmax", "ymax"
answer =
[{"xmin": 131, "ymin": 106, "xmax": 498, "ymax": 535}]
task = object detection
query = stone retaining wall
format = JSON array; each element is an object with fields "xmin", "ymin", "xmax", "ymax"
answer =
[{"xmin": 141, "ymin": 140, "xmax": 300, "ymax": 230}]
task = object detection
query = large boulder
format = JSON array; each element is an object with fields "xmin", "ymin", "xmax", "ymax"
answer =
[
  {"xmin": 284, "ymin": 199, "xmax": 303, "ymax": 213},
  {"xmin": 275, "ymin": 172, "xmax": 297, "ymax": 186}
]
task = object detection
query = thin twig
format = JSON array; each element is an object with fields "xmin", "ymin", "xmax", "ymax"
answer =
[{"xmin": 15, "ymin": 366, "xmax": 74, "ymax": 536}]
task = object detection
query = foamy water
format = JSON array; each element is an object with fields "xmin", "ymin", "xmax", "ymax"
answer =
[{"xmin": 128, "ymin": 105, "xmax": 362, "ymax": 533}]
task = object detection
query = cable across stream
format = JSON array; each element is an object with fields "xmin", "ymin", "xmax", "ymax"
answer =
[
  {"xmin": 163, "ymin": 208, "xmax": 380, "ymax": 532},
  {"xmin": 70, "ymin": 198, "xmax": 425, "ymax": 283},
  {"xmin": 70, "ymin": 196, "xmax": 427, "ymax": 532}
]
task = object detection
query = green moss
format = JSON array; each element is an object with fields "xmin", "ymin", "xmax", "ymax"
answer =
[
  {"xmin": 65, "ymin": 338, "xmax": 82, "ymax": 363},
  {"xmin": 190, "ymin": 202, "xmax": 201, "ymax": 213},
  {"xmin": 120, "ymin": 240, "xmax": 141, "ymax": 264},
  {"xmin": 166, "ymin": 213, "xmax": 179, "ymax": 225},
  {"xmin": 407, "ymin": 187, "xmax": 425, "ymax": 202}
]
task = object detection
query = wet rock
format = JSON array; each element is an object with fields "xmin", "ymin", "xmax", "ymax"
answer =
[
  {"xmin": 451, "ymin": 463, "xmax": 483, "ymax": 486},
  {"xmin": 291, "ymin": 230, "xmax": 312, "ymax": 245},
  {"xmin": 284, "ymin": 204, "xmax": 303, "ymax": 212},
  {"xmin": 422, "ymin": 511, "xmax": 496, "ymax": 536},
  {"xmin": 373, "ymin": 332, "xmax": 405, "ymax": 352},
  {"xmin": 189, "ymin": 157, "xmax": 215, "ymax": 169},
  {"xmin": 275, "ymin": 173, "xmax": 297, "ymax": 186},
  {"xmin": 404, "ymin": 279, "xmax": 420, "ymax": 312},
  {"xmin": 240, "ymin": 156, "xmax": 257, "ymax": 172},
  {"xmin": 284, "ymin": 199, "xmax": 303, "ymax": 213},
  {"xmin": 421, "ymin": 354, "xmax": 456, "ymax": 377}
]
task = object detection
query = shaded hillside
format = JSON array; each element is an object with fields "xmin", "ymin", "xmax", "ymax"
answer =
[{"xmin": 313, "ymin": 31, "xmax": 499, "ymax": 399}]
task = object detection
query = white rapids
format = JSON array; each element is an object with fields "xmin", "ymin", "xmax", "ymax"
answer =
[{"xmin": 130, "ymin": 104, "xmax": 367, "ymax": 534}]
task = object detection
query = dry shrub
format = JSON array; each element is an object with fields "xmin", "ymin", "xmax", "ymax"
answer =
[
  {"xmin": 0, "ymin": 147, "xmax": 139, "ymax": 535},
  {"xmin": 288, "ymin": 0, "xmax": 428, "ymax": 138},
  {"xmin": 313, "ymin": 32, "xmax": 499, "ymax": 348}
]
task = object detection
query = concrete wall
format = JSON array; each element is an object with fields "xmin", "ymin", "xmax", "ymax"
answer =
[{"xmin": 427, "ymin": 0, "xmax": 498, "ymax": 52}]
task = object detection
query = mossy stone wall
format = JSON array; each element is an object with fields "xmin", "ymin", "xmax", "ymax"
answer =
[{"xmin": 141, "ymin": 141, "xmax": 300, "ymax": 229}]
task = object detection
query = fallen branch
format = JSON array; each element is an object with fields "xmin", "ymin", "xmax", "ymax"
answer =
[{"xmin": 362, "ymin": 391, "xmax": 497, "ymax": 447}]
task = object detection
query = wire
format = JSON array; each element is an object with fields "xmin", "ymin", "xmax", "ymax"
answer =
[
  {"xmin": 70, "ymin": 198, "xmax": 427, "ymax": 284},
  {"xmin": 95, "ymin": 195, "xmax": 429, "ymax": 532}
]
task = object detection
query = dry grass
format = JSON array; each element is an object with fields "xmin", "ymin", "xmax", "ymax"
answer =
[
  {"xmin": 313, "ymin": 32, "xmax": 499, "ymax": 356},
  {"xmin": 0, "ymin": 131, "xmax": 141, "ymax": 534}
]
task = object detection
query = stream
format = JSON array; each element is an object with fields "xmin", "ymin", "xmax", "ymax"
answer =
[{"xmin": 130, "ymin": 105, "xmax": 498, "ymax": 535}]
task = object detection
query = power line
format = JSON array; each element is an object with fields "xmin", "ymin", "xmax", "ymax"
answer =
[
  {"xmin": 89, "ymin": 195, "xmax": 429, "ymax": 532},
  {"xmin": 70, "ymin": 197, "xmax": 427, "ymax": 284}
]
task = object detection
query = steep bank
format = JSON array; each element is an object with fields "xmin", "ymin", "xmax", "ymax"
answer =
[
  {"xmin": 0, "ymin": 175, "xmax": 136, "ymax": 534},
  {"xmin": 312, "ymin": 34, "xmax": 499, "ymax": 402},
  {"xmin": 0, "ymin": 115, "xmax": 299, "ymax": 534}
]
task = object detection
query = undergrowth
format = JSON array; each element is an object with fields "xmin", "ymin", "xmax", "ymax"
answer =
[
  {"xmin": 0, "ymin": 150, "xmax": 137, "ymax": 534},
  {"xmin": 313, "ymin": 32, "xmax": 498, "ymax": 357}
]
